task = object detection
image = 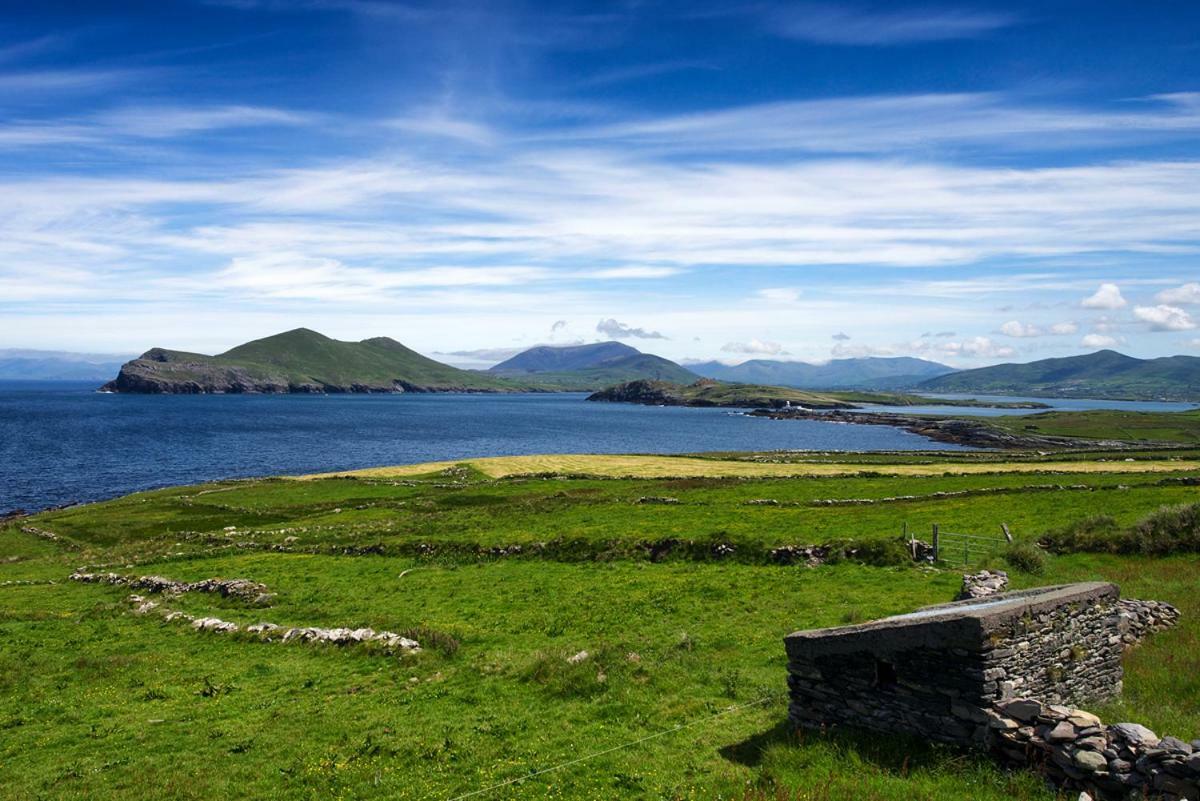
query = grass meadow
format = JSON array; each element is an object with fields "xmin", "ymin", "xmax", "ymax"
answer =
[{"xmin": 2, "ymin": 451, "xmax": 1197, "ymax": 800}]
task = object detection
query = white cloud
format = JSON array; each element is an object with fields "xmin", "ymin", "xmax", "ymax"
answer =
[
  {"xmin": 831, "ymin": 342, "xmax": 895, "ymax": 358},
  {"xmin": 586, "ymin": 266, "xmax": 682, "ymax": 279},
  {"xmin": 831, "ymin": 332, "xmax": 851, "ymax": 341},
  {"xmin": 1156, "ymin": 282, "xmax": 1200, "ymax": 305},
  {"xmin": 721, "ymin": 339, "xmax": 786, "ymax": 356},
  {"xmin": 999, "ymin": 320, "xmax": 1042, "ymax": 338},
  {"xmin": 757, "ymin": 287, "xmax": 803, "ymax": 304},
  {"xmin": 595, "ymin": 318, "xmax": 666, "ymax": 340},
  {"xmin": 1000, "ymin": 320, "xmax": 1079, "ymax": 337},
  {"xmin": 941, "ymin": 336, "xmax": 1016, "ymax": 359},
  {"xmin": 199, "ymin": 254, "xmax": 556, "ymax": 301},
  {"xmin": 1133, "ymin": 304, "xmax": 1197, "ymax": 331},
  {"xmin": 1081, "ymin": 283, "xmax": 1127, "ymax": 309},
  {"xmin": 1081, "ymin": 334, "xmax": 1118, "ymax": 348}
]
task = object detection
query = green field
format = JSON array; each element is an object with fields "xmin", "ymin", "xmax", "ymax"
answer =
[
  {"xmin": 2, "ymin": 452, "xmax": 1198, "ymax": 800},
  {"xmin": 984, "ymin": 408, "xmax": 1200, "ymax": 444}
]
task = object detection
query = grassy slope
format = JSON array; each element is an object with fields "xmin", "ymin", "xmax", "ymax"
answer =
[
  {"xmin": 919, "ymin": 350, "xmax": 1200, "ymax": 401},
  {"xmin": 3, "ymin": 453, "xmax": 1198, "ymax": 800},
  {"xmin": 189, "ymin": 329, "xmax": 518, "ymax": 390},
  {"xmin": 984, "ymin": 408, "xmax": 1200, "ymax": 444}
]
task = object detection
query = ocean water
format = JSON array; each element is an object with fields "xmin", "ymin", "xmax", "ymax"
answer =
[
  {"xmin": 3, "ymin": 383, "xmax": 1191, "ymax": 513},
  {"xmin": 1, "ymin": 382, "xmax": 966, "ymax": 512}
]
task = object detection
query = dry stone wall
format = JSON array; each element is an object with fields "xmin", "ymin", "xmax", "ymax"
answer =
[
  {"xmin": 71, "ymin": 569, "xmax": 274, "ymax": 605},
  {"xmin": 786, "ymin": 577, "xmax": 1187, "ymax": 799},
  {"xmin": 786, "ymin": 583, "xmax": 1124, "ymax": 747}
]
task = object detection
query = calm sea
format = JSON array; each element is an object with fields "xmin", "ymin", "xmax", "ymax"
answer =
[
  {"xmin": 1, "ymin": 382, "xmax": 1193, "ymax": 512},
  {"xmin": 1, "ymin": 381, "xmax": 958, "ymax": 511}
]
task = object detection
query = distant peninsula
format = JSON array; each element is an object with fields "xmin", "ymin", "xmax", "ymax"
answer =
[
  {"xmin": 586, "ymin": 379, "xmax": 1049, "ymax": 410},
  {"xmin": 102, "ymin": 329, "xmax": 524, "ymax": 394}
]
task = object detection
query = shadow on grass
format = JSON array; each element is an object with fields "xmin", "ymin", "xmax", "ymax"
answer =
[
  {"xmin": 719, "ymin": 720, "xmax": 795, "ymax": 767},
  {"xmin": 721, "ymin": 719, "xmax": 980, "ymax": 776}
]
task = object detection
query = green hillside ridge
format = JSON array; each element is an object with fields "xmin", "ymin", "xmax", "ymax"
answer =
[{"xmin": 919, "ymin": 350, "xmax": 1200, "ymax": 401}]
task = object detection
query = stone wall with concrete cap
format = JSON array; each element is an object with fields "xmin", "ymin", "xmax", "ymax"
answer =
[{"xmin": 785, "ymin": 582, "xmax": 1124, "ymax": 745}]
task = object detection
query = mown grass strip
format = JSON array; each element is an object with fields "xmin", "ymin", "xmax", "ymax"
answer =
[{"xmin": 300, "ymin": 453, "xmax": 1200, "ymax": 481}]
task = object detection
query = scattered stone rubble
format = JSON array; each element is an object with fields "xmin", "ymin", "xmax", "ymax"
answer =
[
  {"xmin": 635, "ymin": 496, "xmax": 680, "ymax": 505},
  {"xmin": 957, "ymin": 569, "xmax": 1010, "ymax": 600},
  {"xmin": 988, "ymin": 698, "xmax": 1200, "ymax": 801},
  {"xmin": 769, "ymin": 545, "xmax": 830, "ymax": 566},
  {"xmin": 70, "ymin": 570, "xmax": 274, "ymax": 605},
  {"xmin": 1117, "ymin": 600, "xmax": 1182, "ymax": 645},
  {"xmin": 125, "ymin": 594, "xmax": 420, "ymax": 654}
]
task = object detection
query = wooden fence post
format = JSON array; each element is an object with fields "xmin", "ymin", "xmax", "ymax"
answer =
[
  {"xmin": 1001, "ymin": 523, "xmax": 1013, "ymax": 543},
  {"xmin": 932, "ymin": 523, "xmax": 939, "ymax": 562}
]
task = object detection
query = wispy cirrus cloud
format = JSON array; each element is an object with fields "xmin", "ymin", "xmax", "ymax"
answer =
[
  {"xmin": 765, "ymin": 3, "xmax": 1018, "ymax": 46},
  {"xmin": 0, "ymin": 67, "xmax": 144, "ymax": 93},
  {"xmin": 576, "ymin": 91, "xmax": 1200, "ymax": 157}
]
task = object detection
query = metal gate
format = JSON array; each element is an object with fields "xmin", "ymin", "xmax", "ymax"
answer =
[{"xmin": 932, "ymin": 523, "xmax": 1012, "ymax": 566}]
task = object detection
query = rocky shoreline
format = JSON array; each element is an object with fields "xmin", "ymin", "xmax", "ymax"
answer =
[{"xmin": 746, "ymin": 407, "xmax": 1130, "ymax": 450}]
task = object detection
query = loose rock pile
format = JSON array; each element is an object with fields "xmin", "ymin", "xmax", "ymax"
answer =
[
  {"xmin": 956, "ymin": 569, "xmax": 1010, "ymax": 600},
  {"xmin": 126, "ymin": 594, "xmax": 420, "ymax": 654},
  {"xmin": 988, "ymin": 698, "xmax": 1200, "ymax": 800},
  {"xmin": 769, "ymin": 545, "xmax": 829, "ymax": 566},
  {"xmin": 71, "ymin": 570, "xmax": 274, "ymax": 605},
  {"xmin": 1117, "ymin": 600, "xmax": 1182, "ymax": 645}
]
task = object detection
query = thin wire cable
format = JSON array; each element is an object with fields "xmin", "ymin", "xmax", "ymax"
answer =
[{"xmin": 446, "ymin": 694, "xmax": 776, "ymax": 801}]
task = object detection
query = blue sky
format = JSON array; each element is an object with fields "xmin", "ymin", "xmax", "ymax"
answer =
[{"xmin": 2, "ymin": 0, "xmax": 1200, "ymax": 366}]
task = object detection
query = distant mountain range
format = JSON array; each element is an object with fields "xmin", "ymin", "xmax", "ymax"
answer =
[
  {"xmin": 688, "ymin": 356, "xmax": 955, "ymax": 390},
  {"xmin": 488, "ymin": 341, "xmax": 698, "ymax": 389},
  {"xmin": 0, "ymin": 350, "xmax": 133, "ymax": 382},
  {"xmin": 917, "ymin": 350, "xmax": 1200, "ymax": 401},
  {"xmin": 27, "ymin": 332, "xmax": 1200, "ymax": 401}
]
